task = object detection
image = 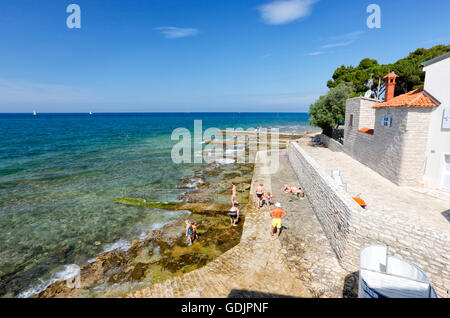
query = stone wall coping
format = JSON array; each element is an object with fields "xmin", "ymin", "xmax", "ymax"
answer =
[{"xmin": 346, "ymin": 96, "xmax": 380, "ymax": 102}]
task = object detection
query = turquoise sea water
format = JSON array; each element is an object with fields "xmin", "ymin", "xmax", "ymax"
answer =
[{"xmin": 0, "ymin": 112, "xmax": 314, "ymax": 297}]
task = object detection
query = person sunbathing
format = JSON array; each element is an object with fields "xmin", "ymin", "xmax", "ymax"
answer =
[
  {"xmin": 282, "ymin": 184, "xmax": 290, "ymax": 192},
  {"xmin": 289, "ymin": 186, "xmax": 298, "ymax": 194}
]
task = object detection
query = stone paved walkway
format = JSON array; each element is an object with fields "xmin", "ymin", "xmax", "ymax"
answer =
[
  {"xmin": 271, "ymin": 153, "xmax": 348, "ymax": 297},
  {"xmin": 298, "ymin": 137, "xmax": 450, "ymax": 233}
]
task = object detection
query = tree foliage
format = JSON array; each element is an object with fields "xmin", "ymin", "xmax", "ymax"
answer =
[
  {"xmin": 327, "ymin": 45, "xmax": 450, "ymax": 96},
  {"xmin": 309, "ymin": 82, "xmax": 355, "ymax": 136}
]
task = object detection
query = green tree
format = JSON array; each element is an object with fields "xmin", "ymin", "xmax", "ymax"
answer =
[
  {"xmin": 309, "ymin": 82, "xmax": 355, "ymax": 136},
  {"xmin": 327, "ymin": 45, "xmax": 450, "ymax": 96}
]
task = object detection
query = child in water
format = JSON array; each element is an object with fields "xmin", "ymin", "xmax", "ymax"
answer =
[{"xmin": 191, "ymin": 222, "xmax": 199, "ymax": 241}]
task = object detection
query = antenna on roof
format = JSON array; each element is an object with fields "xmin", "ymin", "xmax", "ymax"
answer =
[
  {"xmin": 363, "ymin": 73, "xmax": 376, "ymax": 99},
  {"xmin": 365, "ymin": 73, "xmax": 374, "ymax": 89},
  {"xmin": 364, "ymin": 90, "xmax": 374, "ymax": 98}
]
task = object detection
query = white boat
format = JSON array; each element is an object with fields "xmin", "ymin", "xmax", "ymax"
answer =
[
  {"xmin": 89, "ymin": 111, "xmax": 93, "ymax": 115},
  {"xmin": 359, "ymin": 245, "xmax": 437, "ymax": 298},
  {"xmin": 33, "ymin": 111, "xmax": 37, "ymax": 116}
]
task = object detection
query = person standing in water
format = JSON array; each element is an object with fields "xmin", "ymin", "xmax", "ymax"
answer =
[
  {"xmin": 191, "ymin": 222, "xmax": 199, "ymax": 241},
  {"xmin": 185, "ymin": 220, "xmax": 193, "ymax": 246},
  {"xmin": 256, "ymin": 184, "xmax": 264, "ymax": 208},
  {"xmin": 231, "ymin": 182, "xmax": 237, "ymax": 206},
  {"xmin": 229, "ymin": 202, "xmax": 240, "ymax": 227},
  {"xmin": 270, "ymin": 203, "xmax": 287, "ymax": 239}
]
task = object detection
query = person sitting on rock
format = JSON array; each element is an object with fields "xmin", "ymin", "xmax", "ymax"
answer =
[
  {"xmin": 296, "ymin": 187, "xmax": 304, "ymax": 198},
  {"xmin": 229, "ymin": 202, "xmax": 240, "ymax": 227}
]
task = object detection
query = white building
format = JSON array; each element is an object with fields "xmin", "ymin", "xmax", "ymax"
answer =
[
  {"xmin": 422, "ymin": 52, "xmax": 450, "ymax": 190},
  {"xmin": 343, "ymin": 52, "xmax": 450, "ymax": 191}
]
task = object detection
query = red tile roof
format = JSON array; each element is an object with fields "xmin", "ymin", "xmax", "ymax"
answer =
[{"xmin": 373, "ymin": 88, "xmax": 440, "ymax": 109}]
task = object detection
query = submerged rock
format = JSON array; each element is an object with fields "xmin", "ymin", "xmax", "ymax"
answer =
[{"xmin": 52, "ymin": 245, "xmax": 74, "ymax": 258}]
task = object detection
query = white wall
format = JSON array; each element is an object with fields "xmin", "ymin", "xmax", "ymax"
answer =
[{"xmin": 423, "ymin": 57, "xmax": 450, "ymax": 190}]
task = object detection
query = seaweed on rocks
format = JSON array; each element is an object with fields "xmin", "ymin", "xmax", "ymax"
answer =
[{"xmin": 33, "ymin": 162, "xmax": 253, "ymax": 298}]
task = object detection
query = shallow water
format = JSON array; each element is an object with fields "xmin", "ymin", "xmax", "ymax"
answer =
[{"xmin": 0, "ymin": 112, "xmax": 313, "ymax": 297}]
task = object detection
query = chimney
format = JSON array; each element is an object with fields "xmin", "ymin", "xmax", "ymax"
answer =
[{"xmin": 384, "ymin": 72, "xmax": 399, "ymax": 102}]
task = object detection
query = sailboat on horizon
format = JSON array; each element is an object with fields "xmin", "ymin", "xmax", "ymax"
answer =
[{"xmin": 33, "ymin": 110, "xmax": 37, "ymax": 116}]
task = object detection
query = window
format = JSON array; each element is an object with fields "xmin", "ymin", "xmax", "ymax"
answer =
[
  {"xmin": 443, "ymin": 107, "xmax": 450, "ymax": 129},
  {"xmin": 381, "ymin": 114, "xmax": 392, "ymax": 127},
  {"xmin": 349, "ymin": 114, "xmax": 354, "ymax": 127}
]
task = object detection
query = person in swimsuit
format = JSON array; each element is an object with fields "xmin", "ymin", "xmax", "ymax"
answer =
[
  {"xmin": 267, "ymin": 192, "xmax": 274, "ymax": 205},
  {"xmin": 270, "ymin": 203, "xmax": 287, "ymax": 239},
  {"xmin": 289, "ymin": 186, "xmax": 299, "ymax": 194},
  {"xmin": 231, "ymin": 182, "xmax": 237, "ymax": 206},
  {"xmin": 262, "ymin": 192, "xmax": 273, "ymax": 207},
  {"xmin": 282, "ymin": 184, "xmax": 290, "ymax": 192},
  {"xmin": 191, "ymin": 222, "xmax": 199, "ymax": 241},
  {"xmin": 256, "ymin": 184, "xmax": 264, "ymax": 208},
  {"xmin": 229, "ymin": 203, "xmax": 240, "ymax": 227},
  {"xmin": 185, "ymin": 220, "xmax": 193, "ymax": 246}
]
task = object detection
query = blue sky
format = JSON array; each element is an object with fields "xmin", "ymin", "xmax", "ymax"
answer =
[{"xmin": 0, "ymin": 0, "xmax": 449, "ymax": 112}]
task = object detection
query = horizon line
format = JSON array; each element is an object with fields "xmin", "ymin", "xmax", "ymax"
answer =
[{"xmin": 0, "ymin": 111, "xmax": 311, "ymax": 114}]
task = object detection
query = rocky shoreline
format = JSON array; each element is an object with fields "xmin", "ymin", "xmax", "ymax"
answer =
[{"xmin": 32, "ymin": 162, "xmax": 253, "ymax": 298}]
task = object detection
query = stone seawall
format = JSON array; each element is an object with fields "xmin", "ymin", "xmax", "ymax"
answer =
[
  {"xmin": 319, "ymin": 134, "xmax": 344, "ymax": 152},
  {"xmin": 289, "ymin": 142, "xmax": 450, "ymax": 298}
]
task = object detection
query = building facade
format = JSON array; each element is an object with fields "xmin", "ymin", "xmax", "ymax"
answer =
[
  {"xmin": 343, "ymin": 52, "xmax": 450, "ymax": 190},
  {"xmin": 422, "ymin": 53, "xmax": 450, "ymax": 190}
]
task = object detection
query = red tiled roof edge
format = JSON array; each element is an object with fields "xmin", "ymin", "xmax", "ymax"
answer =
[{"xmin": 373, "ymin": 87, "xmax": 440, "ymax": 109}]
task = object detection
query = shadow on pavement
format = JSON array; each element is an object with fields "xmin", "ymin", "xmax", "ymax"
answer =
[{"xmin": 228, "ymin": 289, "xmax": 297, "ymax": 298}]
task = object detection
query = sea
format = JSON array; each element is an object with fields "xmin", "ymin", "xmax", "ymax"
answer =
[{"xmin": 0, "ymin": 112, "xmax": 315, "ymax": 297}]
